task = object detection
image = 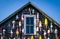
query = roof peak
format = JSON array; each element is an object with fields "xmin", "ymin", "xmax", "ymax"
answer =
[
  {"xmin": 28, "ymin": 2, "xmax": 31, "ymax": 3},
  {"xmin": 27, "ymin": 2, "xmax": 32, "ymax": 5}
]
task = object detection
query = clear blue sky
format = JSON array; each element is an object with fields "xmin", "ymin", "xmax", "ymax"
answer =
[{"xmin": 0, "ymin": 0, "xmax": 60, "ymax": 24}]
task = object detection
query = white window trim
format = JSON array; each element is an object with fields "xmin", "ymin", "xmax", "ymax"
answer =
[{"xmin": 24, "ymin": 15, "xmax": 36, "ymax": 35}]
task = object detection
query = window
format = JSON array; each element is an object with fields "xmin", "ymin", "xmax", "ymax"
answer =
[{"xmin": 24, "ymin": 15, "xmax": 36, "ymax": 35}]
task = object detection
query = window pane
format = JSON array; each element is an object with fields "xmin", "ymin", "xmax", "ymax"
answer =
[
  {"xmin": 30, "ymin": 26, "xmax": 34, "ymax": 34},
  {"xmin": 26, "ymin": 17, "xmax": 34, "ymax": 25},
  {"xmin": 26, "ymin": 17, "xmax": 29, "ymax": 24},
  {"xmin": 30, "ymin": 17, "xmax": 34, "ymax": 25},
  {"xmin": 26, "ymin": 26, "xmax": 29, "ymax": 34}
]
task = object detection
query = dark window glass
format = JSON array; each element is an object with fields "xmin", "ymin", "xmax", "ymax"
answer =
[
  {"xmin": 26, "ymin": 17, "xmax": 34, "ymax": 34},
  {"xmin": 26, "ymin": 17, "xmax": 29, "ymax": 25},
  {"xmin": 30, "ymin": 17, "xmax": 34, "ymax": 25},
  {"xmin": 30, "ymin": 26, "xmax": 34, "ymax": 34},
  {"xmin": 26, "ymin": 26, "xmax": 29, "ymax": 34}
]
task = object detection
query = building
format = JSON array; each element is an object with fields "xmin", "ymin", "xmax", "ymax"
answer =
[{"xmin": 0, "ymin": 2, "xmax": 60, "ymax": 39}]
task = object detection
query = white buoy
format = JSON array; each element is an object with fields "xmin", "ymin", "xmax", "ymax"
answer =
[
  {"xmin": 1, "ymin": 36, "xmax": 3, "ymax": 39},
  {"xmin": 22, "ymin": 28, "xmax": 24, "ymax": 33},
  {"xmin": 13, "ymin": 37, "xmax": 15, "ymax": 39},
  {"xmin": 16, "ymin": 15, "xmax": 18, "ymax": 20},
  {"xmin": 37, "ymin": 12, "xmax": 39, "ymax": 19},
  {"xmin": 21, "ymin": 14, "xmax": 24, "ymax": 20},
  {"xmin": 47, "ymin": 29, "xmax": 50, "ymax": 34},
  {"xmin": 19, "ymin": 21, "xmax": 21, "ymax": 27},
  {"xmin": 3, "ymin": 29, "xmax": 6, "ymax": 34},
  {"xmin": 44, "ymin": 31, "xmax": 46, "ymax": 36},
  {"xmin": 47, "ymin": 37, "xmax": 50, "ymax": 39},
  {"xmin": 12, "ymin": 20, "xmax": 15, "ymax": 24},
  {"xmin": 55, "ymin": 29, "xmax": 57, "ymax": 34},
  {"xmin": 36, "ymin": 27, "xmax": 39, "ymax": 32},
  {"xmin": 10, "ymin": 30, "xmax": 13, "ymax": 37},
  {"xmin": 50, "ymin": 23, "xmax": 53, "ymax": 27},
  {"xmin": 12, "ymin": 20, "xmax": 15, "ymax": 29}
]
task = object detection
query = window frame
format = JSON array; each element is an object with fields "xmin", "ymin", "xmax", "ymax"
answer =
[{"xmin": 24, "ymin": 15, "xmax": 36, "ymax": 35}]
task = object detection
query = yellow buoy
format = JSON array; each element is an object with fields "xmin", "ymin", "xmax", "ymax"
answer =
[
  {"xmin": 9, "ymin": 37, "xmax": 11, "ymax": 39},
  {"xmin": 45, "ymin": 18, "xmax": 48, "ymax": 28},
  {"xmin": 56, "ymin": 36, "xmax": 59, "ymax": 39},
  {"xmin": 31, "ymin": 36, "xmax": 34, "ymax": 39},
  {"xmin": 39, "ymin": 35, "xmax": 42, "ymax": 39},
  {"xmin": 39, "ymin": 21, "xmax": 42, "ymax": 28},
  {"xmin": 16, "ymin": 28, "xmax": 19, "ymax": 35}
]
